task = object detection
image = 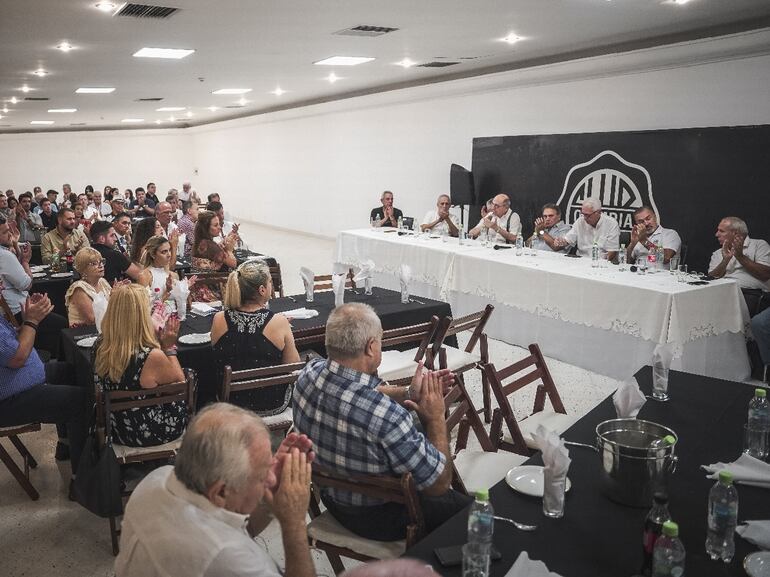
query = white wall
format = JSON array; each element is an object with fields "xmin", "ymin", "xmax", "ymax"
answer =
[{"xmin": 0, "ymin": 128, "xmax": 191, "ymax": 196}]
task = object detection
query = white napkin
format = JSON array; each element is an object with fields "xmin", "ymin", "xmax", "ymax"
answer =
[
  {"xmin": 170, "ymin": 278, "xmax": 190, "ymax": 320},
  {"xmin": 332, "ymin": 273, "xmax": 346, "ymax": 307},
  {"xmin": 281, "ymin": 308, "xmax": 320, "ymax": 320},
  {"xmin": 702, "ymin": 453, "xmax": 770, "ymax": 489},
  {"xmin": 505, "ymin": 551, "xmax": 563, "ymax": 577},
  {"xmin": 352, "ymin": 259, "xmax": 375, "ymax": 284},
  {"xmin": 531, "ymin": 425, "xmax": 571, "ymax": 514},
  {"xmin": 300, "ymin": 267, "xmax": 314, "ymax": 300},
  {"xmin": 737, "ymin": 520, "xmax": 770, "ymax": 549},
  {"xmin": 652, "ymin": 344, "xmax": 674, "ymax": 394},
  {"xmin": 93, "ymin": 292, "xmax": 109, "ymax": 333},
  {"xmin": 613, "ymin": 380, "xmax": 647, "ymax": 418},
  {"xmin": 399, "ymin": 264, "xmax": 411, "ymax": 300},
  {"xmin": 176, "ymin": 232, "xmax": 186, "ymax": 254},
  {"xmin": 190, "ymin": 302, "xmax": 217, "ymax": 316}
]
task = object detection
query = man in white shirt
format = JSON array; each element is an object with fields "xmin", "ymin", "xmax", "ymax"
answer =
[
  {"xmin": 116, "ymin": 403, "xmax": 316, "ymax": 577},
  {"xmin": 555, "ymin": 197, "xmax": 620, "ymax": 260},
  {"xmin": 626, "ymin": 206, "xmax": 681, "ymax": 265},
  {"xmin": 708, "ymin": 217, "xmax": 770, "ymax": 291},
  {"xmin": 179, "ymin": 182, "xmax": 200, "ymax": 203},
  {"xmin": 421, "ymin": 194, "xmax": 459, "ymax": 237},
  {"xmin": 15, "ymin": 192, "xmax": 44, "ymax": 243},
  {"xmin": 468, "ymin": 193, "xmax": 521, "ymax": 244},
  {"xmin": 156, "ymin": 202, "xmax": 178, "ymax": 237}
]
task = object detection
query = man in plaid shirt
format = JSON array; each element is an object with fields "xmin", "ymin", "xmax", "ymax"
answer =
[{"xmin": 293, "ymin": 303, "xmax": 470, "ymax": 541}]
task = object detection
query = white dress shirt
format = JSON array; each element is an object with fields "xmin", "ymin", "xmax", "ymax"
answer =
[
  {"xmin": 0, "ymin": 245, "xmax": 31, "ymax": 314},
  {"xmin": 709, "ymin": 237, "xmax": 770, "ymax": 290},
  {"xmin": 115, "ymin": 466, "xmax": 280, "ymax": 577},
  {"xmin": 630, "ymin": 225, "xmax": 682, "ymax": 260},
  {"xmin": 473, "ymin": 209, "xmax": 522, "ymax": 244},
  {"xmin": 563, "ymin": 213, "xmax": 620, "ymax": 257},
  {"xmin": 421, "ymin": 210, "xmax": 460, "ymax": 236},
  {"xmin": 83, "ymin": 204, "xmax": 100, "ymax": 221}
]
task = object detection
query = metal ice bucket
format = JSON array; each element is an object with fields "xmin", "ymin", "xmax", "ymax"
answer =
[{"xmin": 595, "ymin": 419, "xmax": 678, "ymax": 507}]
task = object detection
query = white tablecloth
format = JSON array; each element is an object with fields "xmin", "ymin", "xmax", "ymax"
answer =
[{"xmin": 336, "ymin": 229, "xmax": 751, "ymax": 381}]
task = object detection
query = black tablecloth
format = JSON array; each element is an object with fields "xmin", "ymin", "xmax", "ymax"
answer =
[
  {"xmin": 405, "ymin": 367, "xmax": 769, "ymax": 577},
  {"xmin": 61, "ymin": 287, "xmax": 454, "ymax": 408},
  {"xmin": 31, "ymin": 271, "xmax": 77, "ymax": 318}
]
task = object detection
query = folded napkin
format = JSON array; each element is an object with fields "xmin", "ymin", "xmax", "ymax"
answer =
[
  {"xmin": 652, "ymin": 344, "xmax": 674, "ymax": 395},
  {"xmin": 300, "ymin": 267, "xmax": 314, "ymax": 301},
  {"xmin": 93, "ymin": 292, "xmax": 109, "ymax": 334},
  {"xmin": 399, "ymin": 264, "xmax": 411, "ymax": 302},
  {"xmin": 702, "ymin": 453, "xmax": 770, "ymax": 489},
  {"xmin": 281, "ymin": 308, "xmax": 320, "ymax": 320},
  {"xmin": 332, "ymin": 273, "xmax": 346, "ymax": 307},
  {"xmin": 190, "ymin": 302, "xmax": 217, "ymax": 316},
  {"xmin": 505, "ymin": 552, "xmax": 563, "ymax": 577},
  {"xmin": 352, "ymin": 259, "xmax": 375, "ymax": 284},
  {"xmin": 176, "ymin": 233, "xmax": 186, "ymax": 254},
  {"xmin": 737, "ymin": 520, "xmax": 770, "ymax": 549},
  {"xmin": 170, "ymin": 278, "xmax": 190, "ymax": 320},
  {"xmin": 613, "ymin": 380, "xmax": 647, "ymax": 418},
  {"xmin": 531, "ymin": 425, "xmax": 571, "ymax": 514}
]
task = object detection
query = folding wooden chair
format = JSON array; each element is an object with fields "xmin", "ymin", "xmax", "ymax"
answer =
[
  {"xmin": 307, "ymin": 467, "xmax": 424, "ymax": 575},
  {"xmin": 221, "ymin": 362, "xmax": 305, "ymax": 436},
  {"xmin": 292, "ymin": 325, "xmax": 327, "ymax": 360},
  {"xmin": 269, "ymin": 263, "xmax": 284, "ymax": 298},
  {"xmin": 485, "ymin": 344, "xmax": 576, "ymax": 456},
  {"xmin": 99, "ymin": 368, "xmax": 197, "ymax": 555},
  {"xmin": 0, "ymin": 423, "xmax": 42, "ymax": 501},
  {"xmin": 313, "ymin": 269, "xmax": 356, "ymax": 292},
  {"xmin": 190, "ymin": 270, "xmax": 230, "ymax": 302},
  {"xmin": 377, "ymin": 315, "xmax": 450, "ymax": 382}
]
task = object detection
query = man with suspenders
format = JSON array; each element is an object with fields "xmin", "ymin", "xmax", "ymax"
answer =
[{"xmin": 468, "ymin": 193, "xmax": 521, "ymax": 244}]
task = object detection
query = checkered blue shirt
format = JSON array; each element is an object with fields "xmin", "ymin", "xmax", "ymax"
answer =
[{"xmin": 293, "ymin": 357, "xmax": 445, "ymax": 506}]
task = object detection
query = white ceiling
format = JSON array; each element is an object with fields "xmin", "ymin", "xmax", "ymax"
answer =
[{"xmin": 2, "ymin": 0, "xmax": 770, "ymax": 133}]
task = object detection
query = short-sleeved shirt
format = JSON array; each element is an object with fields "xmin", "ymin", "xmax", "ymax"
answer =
[
  {"xmin": 532, "ymin": 221, "xmax": 571, "ymax": 251},
  {"xmin": 176, "ymin": 215, "xmax": 195, "ymax": 258},
  {"xmin": 40, "ymin": 227, "xmax": 90, "ymax": 264},
  {"xmin": 0, "ymin": 245, "xmax": 31, "ymax": 314},
  {"xmin": 630, "ymin": 226, "xmax": 682, "ymax": 261},
  {"xmin": 0, "ymin": 317, "xmax": 45, "ymax": 401},
  {"xmin": 473, "ymin": 209, "xmax": 522, "ymax": 244},
  {"xmin": 292, "ymin": 357, "xmax": 445, "ymax": 506},
  {"xmin": 370, "ymin": 207, "xmax": 404, "ymax": 227},
  {"xmin": 563, "ymin": 213, "xmax": 620, "ymax": 257},
  {"xmin": 130, "ymin": 199, "xmax": 156, "ymax": 218},
  {"xmin": 421, "ymin": 210, "xmax": 460, "ymax": 236},
  {"xmin": 709, "ymin": 237, "xmax": 770, "ymax": 291},
  {"xmin": 93, "ymin": 243, "xmax": 131, "ymax": 284}
]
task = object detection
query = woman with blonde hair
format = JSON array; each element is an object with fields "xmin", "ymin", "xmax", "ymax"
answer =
[
  {"xmin": 211, "ymin": 260, "xmax": 299, "ymax": 415},
  {"xmin": 65, "ymin": 247, "xmax": 112, "ymax": 327},
  {"xmin": 94, "ymin": 283, "xmax": 187, "ymax": 447},
  {"xmin": 139, "ymin": 235, "xmax": 177, "ymax": 301}
]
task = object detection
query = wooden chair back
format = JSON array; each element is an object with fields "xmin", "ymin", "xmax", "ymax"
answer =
[
  {"xmin": 292, "ymin": 325, "xmax": 326, "ymax": 354},
  {"xmin": 221, "ymin": 361, "xmax": 304, "ymax": 402},
  {"xmin": 190, "ymin": 271, "xmax": 230, "ymax": 298},
  {"xmin": 313, "ymin": 269, "xmax": 356, "ymax": 292},
  {"xmin": 443, "ymin": 304, "xmax": 494, "ymax": 354},
  {"xmin": 269, "ymin": 263, "xmax": 284, "ymax": 298}
]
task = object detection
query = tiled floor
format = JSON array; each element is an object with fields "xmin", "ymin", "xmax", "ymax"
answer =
[{"xmin": 0, "ymin": 224, "xmax": 621, "ymax": 577}]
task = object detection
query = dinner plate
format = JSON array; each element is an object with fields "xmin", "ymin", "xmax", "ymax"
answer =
[
  {"xmin": 505, "ymin": 465, "xmax": 572, "ymax": 497},
  {"xmin": 50, "ymin": 272, "xmax": 73, "ymax": 278},
  {"xmin": 32, "ymin": 272, "xmax": 48, "ymax": 278},
  {"xmin": 76, "ymin": 336, "xmax": 98, "ymax": 348},
  {"xmin": 178, "ymin": 332, "xmax": 211, "ymax": 345},
  {"xmin": 746, "ymin": 552, "xmax": 770, "ymax": 577}
]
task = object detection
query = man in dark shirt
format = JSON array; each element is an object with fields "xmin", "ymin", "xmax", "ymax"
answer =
[
  {"xmin": 129, "ymin": 188, "xmax": 156, "ymax": 218},
  {"xmin": 39, "ymin": 199, "xmax": 58, "ymax": 231},
  {"xmin": 370, "ymin": 190, "xmax": 403, "ymax": 228},
  {"xmin": 89, "ymin": 221, "xmax": 144, "ymax": 284},
  {"xmin": 146, "ymin": 182, "xmax": 160, "ymax": 206}
]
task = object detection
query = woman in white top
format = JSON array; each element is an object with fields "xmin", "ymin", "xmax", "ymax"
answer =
[
  {"xmin": 65, "ymin": 246, "xmax": 112, "ymax": 327},
  {"xmin": 139, "ymin": 235, "xmax": 177, "ymax": 302}
]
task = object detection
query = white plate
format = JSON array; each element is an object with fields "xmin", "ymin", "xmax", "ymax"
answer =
[
  {"xmin": 746, "ymin": 552, "xmax": 770, "ymax": 577},
  {"xmin": 50, "ymin": 272, "xmax": 73, "ymax": 278},
  {"xmin": 76, "ymin": 336, "xmax": 98, "ymax": 348},
  {"xmin": 32, "ymin": 272, "xmax": 47, "ymax": 278},
  {"xmin": 505, "ymin": 465, "xmax": 572, "ymax": 497},
  {"xmin": 178, "ymin": 332, "xmax": 211, "ymax": 345},
  {"xmin": 30, "ymin": 265, "xmax": 48, "ymax": 272}
]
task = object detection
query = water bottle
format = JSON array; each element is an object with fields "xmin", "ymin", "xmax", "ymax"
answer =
[
  {"xmin": 618, "ymin": 244, "xmax": 627, "ymax": 271},
  {"xmin": 641, "ymin": 492, "xmax": 671, "ymax": 577},
  {"xmin": 655, "ymin": 244, "xmax": 665, "ymax": 273},
  {"xmin": 591, "ymin": 241, "xmax": 599, "ymax": 268},
  {"xmin": 397, "ymin": 216, "xmax": 403, "ymax": 230},
  {"xmin": 652, "ymin": 521, "xmax": 685, "ymax": 577},
  {"xmin": 515, "ymin": 235, "xmax": 524, "ymax": 255},
  {"xmin": 746, "ymin": 388, "xmax": 770, "ymax": 459},
  {"xmin": 705, "ymin": 470, "xmax": 738, "ymax": 562},
  {"xmin": 647, "ymin": 243, "xmax": 658, "ymax": 273},
  {"xmin": 467, "ymin": 489, "xmax": 493, "ymax": 577}
]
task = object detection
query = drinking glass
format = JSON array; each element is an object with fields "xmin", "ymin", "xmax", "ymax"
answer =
[
  {"xmin": 401, "ymin": 285, "xmax": 410, "ymax": 304},
  {"xmin": 364, "ymin": 277, "xmax": 373, "ymax": 296},
  {"xmin": 744, "ymin": 424, "xmax": 769, "ymax": 461},
  {"xmin": 677, "ymin": 264, "xmax": 688, "ymax": 283},
  {"xmin": 635, "ymin": 257, "xmax": 647, "ymax": 275},
  {"xmin": 543, "ymin": 469, "xmax": 566, "ymax": 518},
  {"xmin": 669, "ymin": 255, "xmax": 680, "ymax": 274},
  {"xmin": 462, "ymin": 543, "xmax": 490, "ymax": 577}
]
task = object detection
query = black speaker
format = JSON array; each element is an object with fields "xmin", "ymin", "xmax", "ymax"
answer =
[{"xmin": 450, "ymin": 164, "xmax": 475, "ymax": 205}]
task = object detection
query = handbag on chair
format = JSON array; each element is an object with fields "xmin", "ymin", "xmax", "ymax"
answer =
[{"xmin": 72, "ymin": 423, "xmax": 123, "ymax": 518}]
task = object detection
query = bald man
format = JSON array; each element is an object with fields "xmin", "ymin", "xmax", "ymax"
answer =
[
  {"xmin": 468, "ymin": 193, "xmax": 521, "ymax": 244},
  {"xmin": 421, "ymin": 194, "xmax": 459, "ymax": 237}
]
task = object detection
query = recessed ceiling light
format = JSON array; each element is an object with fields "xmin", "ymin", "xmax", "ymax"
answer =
[
  {"xmin": 133, "ymin": 47, "xmax": 195, "ymax": 59},
  {"xmin": 326, "ymin": 72, "xmax": 341, "ymax": 83},
  {"xmin": 270, "ymin": 87, "xmax": 285, "ymax": 96},
  {"xmin": 664, "ymin": 0, "xmax": 693, "ymax": 4},
  {"xmin": 20, "ymin": 86, "xmax": 31, "ymax": 93},
  {"xmin": 185, "ymin": 111, "xmax": 193, "ymax": 118},
  {"xmin": 168, "ymin": 116, "xmax": 176, "ymax": 122},
  {"xmin": 395, "ymin": 58, "xmax": 416, "ymax": 68},
  {"xmin": 121, "ymin": 118, "xmax": 144, "ymax": 123},
  {"xmin": 30, "ymin": 120, "xmax": 55, "ymax": 125},
  {"xmin": 156, "ymin": 106, "xmax": 185, "ymax": 112},
  {"xmin": 207, "ymin": 106, "xmax": 219, "ymax": 112},
  {"xmin": 501, "ymin": 33, "xmax": 525, "ymax": 45},
  {"xmin": 56, "ymin": 42, "xmax": 74, "ymax": 52},
  {"xmin": 33, "ymin": 69, "xmax": 48, "ymax": 77},
  {"xmin": 2, "ymin": 107, "xmax": 9, "ymax": 113},
  {"xmin": 48, "ymin": 108, "xmax": 77, "ymax": 113},
  {"xmin": 0, "ymin": 115, "xmax": 3, "ymax": 120},
  {"xmin": 314, "ymin": 56, "xmax": 374, "ymax": 66},
  {"xmin": 212, "ymin": 88, "xmax": 252, "ymax": 95},
  {"xmin": 94, "ymin": 2, "xmax": 116, "ymax": 12},
  {"xmin": 10, "ymin": 97, "xmax": 18, "ymax": 104},
  {"xmin": 155, "ymin": 119, "xmax": 162, "ymax": 124},
  {"xmin": 76, "ymin": 87, "xmax": 116, "ymax": 94}
]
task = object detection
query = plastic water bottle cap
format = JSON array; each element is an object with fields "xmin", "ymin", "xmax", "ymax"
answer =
[
  {"xmin": 662, "ymin": 520, "xmax": 679, "ymax": 537},
  {"xmin": 756, "ymin": 388, "xmax": 767, "ymax": 398},
  {"xmin": 662, "ymin": 435, "xmax": 675, "ymax": 446},
  {"xmin": 718, "ymin": 470, "xmax": 734, "ymax": 485},
  {"xmin": 474, "ymin": 489, "xmax": 489, "ymax": 501}
]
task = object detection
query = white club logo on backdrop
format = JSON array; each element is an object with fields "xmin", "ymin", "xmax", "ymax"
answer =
[{"xmin": 556, "ymin": 150, "xmax": 657, "ymax": 231}]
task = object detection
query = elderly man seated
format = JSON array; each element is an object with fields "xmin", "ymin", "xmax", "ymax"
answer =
[
  {"xmin": 293, "ymin": 303, "xmax": 468, "ymax": 541},
  {"xmin": 371, "ymin": 190, "xmax": 403, "ymax": 228},
  {"xmin": 468, "ymin": 194, "xmax": 521, "ymax": 244},
  {"xmin": 40, "ymin": 207, "xmax": 90, "ymax": 264},
  {"xmin": 709, "ymin": 217, "xmax": 770, "ymax": 292},
  {"xmin": 530, "ymin": 203, "xmax": 571, "ymax": 251},
  {"xmin": 420, "ymin": 194, "xmax": 459, "ymax": 237},
  {"xmin": 116, "ymin": 403, "xmax": 316, "ymax": 577},
  {"xmin": 554, "ymin": 197, "xmax": 620, "ymax": 260},
  {"xmin": 626, "ymin": 206, "xmax": 681, "ymax": 265}
]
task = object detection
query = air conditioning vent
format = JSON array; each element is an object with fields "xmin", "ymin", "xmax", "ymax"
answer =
[
  {"xmin": 135, "ymin": 97, "xmax": 164, "ymax": 102},
  {"xmin": 417, "ymin": 61, "xmax": 460, "ymax": 68},
  {"xmin": 116, "ymin": 3, "xmax": 179, "ymax": 19},
  {"xmin": 24, "ymin": 97, "xmax": 50, "ymax": 101},
  {"xmin": 69, "ymin": 123, "xmax": 87, "ymax": 126},
  {"xmin": 334, "ymin": 25, "xmax": 399, "ymax": 37}
]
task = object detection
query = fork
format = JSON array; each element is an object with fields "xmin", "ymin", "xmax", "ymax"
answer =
[{"xmin": 494, "ymin": 515, "xmax": 537, "ymax": 531}]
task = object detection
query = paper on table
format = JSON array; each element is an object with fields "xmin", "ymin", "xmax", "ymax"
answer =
[
  {"xmin": 332, "ymin": 273, "xmax": 346, "ymax": 307},
  {"xmin": 531, "ymin": 425, "xmax": 571, "ymax": 514},
  {"xmin": 93, "ymin": 292, "xmax": 108, "ymax": 334},
  {"xmin": 613, "ymin": 380, "xmax": 647, "ymax": 418},
  {"xmin": 281, "ymin": 308, "xmax": 320, "ymax": 320},
  {"xmin": 190, "ymin": 302, "xmax": 217, "ymax": 316},
  {"xmin": 702, "ymin": 453, "xmax": 770, "ymax": 489},
  {"xmin": 300, "ymin": 267, "xmax": 314, "ymax": 300},
  {"xmin": 505, "ymin": 551, "xmax": 563, "ymax": 577},
  {"xmin": 737, "ymin": 520, "xmax": 770, "ymax": 549}
]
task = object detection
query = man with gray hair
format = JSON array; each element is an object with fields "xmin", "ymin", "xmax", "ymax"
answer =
[
  {"xmin": 116, "ymin": 403, "xmax": 316, "ymax": 577},
  {"xmin": 709, "ymin": 216, "xmax": 770, "ymax": 291},
  {"xmin": 421, "ymin": 194, "xmax": 459, "ymax": 237},
  {"xmin": 555, "ymin": 196, "xmax": 620, "ymax": 260},
  {"xmin": 293, "ymin": 303, "xmax": 467, "ymax": 541},
  {"xmin": 468, "ymin": 193, "xmax": 521, "ymax": 244}
]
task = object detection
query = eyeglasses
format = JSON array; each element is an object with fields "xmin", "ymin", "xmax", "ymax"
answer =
[
  {"xmin": 581, "ymin": 209, "xmax": 600, "ymax": 218},
  {"xmin": 89, "ymin": 258, "xmax": 106, "ymax": 267}
]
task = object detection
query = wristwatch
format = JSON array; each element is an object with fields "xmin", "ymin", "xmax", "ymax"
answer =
[{"xmin": 538, "ymin": 230, "xmax": 545, "ymax": 236}]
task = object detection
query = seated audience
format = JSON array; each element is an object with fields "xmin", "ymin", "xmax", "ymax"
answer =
[
  {"xmin": 207, "ymin": 192, "xmax": 221, "ymax": 204},
  {"xmin": 89, "ymin": 220, "xmax": 144, "ymax": 285},
  {"xmin": 708, "ymin": 217, "xmax": 770, "ymax": 291},
  {"xmin": 370, "ymin": 190, "xmax": 403, "ymax": 228},
  {"xmin": 115, "ymin": 403, "xmax": 315, "ymax": 577},
  {"xmin": 46, "ymin": 189, "xmax": 60, "ymax": 213},
  {"xmin": 139, "ymin": 235, "xmax": 180, "ymax": 302},
  {"xmin": 129, "ymin": 187, "xmax": 156, "ymax": 218},
  {"xmin": 124, "ymin": 188, "xmax": 134, "ymax": 203},
  {"xmin": 293, "ymin": 303, "xmax": 467, "ymax": 541},
  {"xmin": 156, "ymin": 201, "xmax": 178, "ymax": 237},
  {"xmin": 751, "ymin": 308, "xmax": 770, "ymax": 382},
  {"xmin": 94, "ymin": 284, "xmax": 187, "ymax": 448},
  {"xmin": 211, "ymin": 261, "xmax": 300, "ymax": 415},
  {"xmin": 112, "ymin": 211, "xmax": 132, "ymax": 256},
  {"xmin": 176, "ymin": 200, "xmax": 197, "ymax": 259},
  {"xmin": 166, "ymin": 195, "xmax": 183, "ymax": 222},
  {"xmin": 468, "ymin": 193, "xmax": 521, "ymax": 244},
  {"xmin": 192, "ymin": 211, "xmax": 237, "ymax": 301},
  {"xmin": 7, "ymin": 196, "xmax": 18, "ymax": 212},
  {"xmin": 105, "ymin": 194, "xmax": 127, "ymax": 222},
  {"xmin": 554, "ymin": 197, "xmax": 620, "ymax": 260},
  {"xmin": 420, "ymin": 194, "xmax": 459, "ymax": 237},
  {"xmin": 39, "ymin": 198, "xmax": 58, "ymax": 231},
  {"xmin": 15, "ymin": 192, "xmax": 44, "ymax": 243},
  {"xmin": 626, "ymin": 206, "xmax": 681, "ymax": 265},
  {"xmin": 65, "ymin": 247, "xmax": 112, "ymax": 327},
  {"xmin": 179, "ymin": 181, "xmax": 200, "ymax": 203},
  {"xmin": 206, "ymin": 200, "xmax": 239, "ymax": 240},
  {"xmin": 146, "ymin": 182, "xmax": 160, "ymax": 206},
  {"xmin": 40, "ymin": 207, "xmax": 90, "ymax": 265},
  {"xmin": 131, "ymin": 217, "xmax": 163, "ymax": 264},
  {"xmin": 0, "ymin": 193, "xmax": 10, "ymax": 219},
  {"xmin": 73, "ymin": 202, "xmax": 92, "ymax": 234},
  {"xmin": 530, "ymin": 203, "xmax": 571, "ymax": 251}
]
